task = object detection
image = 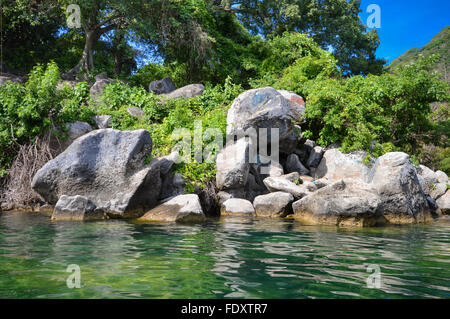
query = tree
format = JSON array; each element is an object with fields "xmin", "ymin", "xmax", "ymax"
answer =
[{"xmin": 213, "ymin": 0, "xmax": 386, "ymax": 75}]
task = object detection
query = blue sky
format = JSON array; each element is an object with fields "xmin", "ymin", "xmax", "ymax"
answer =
[{"xmin": 359, "ymin": 0, "xmax": 450, "ymax": 64}]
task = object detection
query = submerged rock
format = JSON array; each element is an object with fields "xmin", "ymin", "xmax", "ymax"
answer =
[
  {"xmin": 139, "ymin": 194, "xmax": 205, "ymax": 223},
  {"xmin": 32, "ymin": 129, "xmax": 161, "ymax": 218},
  {"xmin": 253, "ymin": 192, "xmax": 294, "ymax": 218},
  {"xmin": 221, "ymin": 198, "xmax": 255, "ymax": 216},
  {"xmin": 52, "ymin": 195, "xmax": 105, "ymax": 221}
]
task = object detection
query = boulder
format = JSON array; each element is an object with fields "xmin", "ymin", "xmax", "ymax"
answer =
[
  {"xmin": 436, "ymin": 191, "xmax": 449, "ymax": 215},
  {"xmin": 253, "ymin": 192, "xmax": 294, "ymax": 218},
  {"xmin": 306, "ymin": 146, "xmax": 324, "ymax": 168},
  {"xmin": 294, "ymin": 139, "xmax": 316, "ymax": 163},
  {"xmin": 216, "ymin": 138, "xmax": 251, "ymax": 190},
  {"xmin": 221, "ymin": 198, "xmax": 255, "ymax": 216},
  {"xmin": 165, "ymin": 84, "xmax": 204, "ymax": 99},
  {"xmin": 430, "ymin": 183, "xmax": 448, "ymax": 200},
  {"xmin": 254, "ymin": 155, "xmax": 284, "ymax": 178},
  {"xmin": 52, "ymin": 195, "xmax": 105, "ymax": 221},
  {"xmin": 369, "ymin": 152, "xmax": 431, "ymax": 224},
  {"xmin": 127, "ymin": 106, "xmax": 145, "ymax": 119},
  {"xmin": 139, "ymin": 194, "xmax": 206, "ymax": 223},
  {"xmin": 93, "ymin": 115, "xmax": 112, "ymax": 129},
  {"xmin": 277, "ymin": 90, "xmax": 306, "ymax": 121},
  {"xmin": 292, "ymin": 180, "xmax": 382, "ymax": 227},
  {"xmin": 315, "ymin": 148, "xmax": 373, "ymax": 183},
  {"xmin": 435, "ymin": 170, "xmax": 449, "ymax": 184},
  {"xmin": 149, "ymin": 76, "xmax": 176, "ymax": 95},
  {"xmin": 416, "ymin": 165, "xmax": 438, "ymax": 195},
  {"xmin": 226, "ymin": 87, "xmax": 304, "ymax": 153},
  {"xmin": 0, "ymin": 74, "xmax": 23, "ymax": 85},
  {"xmin": 32, "ymin": 129, "xmax": 161, "ymax": 218},
  {"xmin": 50, "ymin": 121, "xmax": 93, "ymax": 151},
  {"xmin": 90, "ymin": 74, "xmax": 116, "ymax": 99},
  {"xmin": 285, "ymin": 154, "xmax": 310, "ymax": 176},
  {"xmin": 159, "ymin": 173, "xmax": 185, "ymax": 202},
  {"xmin": 263, "ymin": 175, "xmax": 311, "ymax": 199}
]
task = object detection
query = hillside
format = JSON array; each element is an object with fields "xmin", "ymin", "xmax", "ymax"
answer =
[{"xmin": 389, "ymin": 26, "xmax": 449, "ymax": 81}]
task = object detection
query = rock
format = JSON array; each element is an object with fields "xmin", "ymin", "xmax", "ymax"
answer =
[
  {"xmin": 279, "ymin": 126, "xmax": 302, "ymax": 154},
  {"xmin": 155, "ymin": 151, "xmax": 179, "ymax": 176},
  {"xmin": 159, "ymin": 173, "xmax": 185, "ymax": 201},
  {"xmin": 52, "ymin": 195, "xmax": 105, "ymax": 221},
  {"xmin": 221, "ymin": 198, "xmax": 255, "ymax": 216},
  {"xmin": 315, "ymin": 148, "xmax": 373, "ymax": 183},
  {"xmin": 430, "ymin": 183, "xmax": 448, "ymax": 200},
  {"xmin": 263, "ymin": 176, "xmax": 311, "ymax": 199},
  {"xmin": 165, "ymin": 84, "xmax": 204, "ymax": 99},
  {"xmin": 90, "ymin": 75, "xmax": 116, "ymax": 99},
  {"xmin": 216, "ymin": 138, "xmax": 251, "ymax": 190},
  {"xmin": 255, "ymin": 155, "xmax": 284, "ymax": 177},
  {"xmin": 253, "ymin": 192, "xmax": 294, "ymax": 218},
  {"xmin": 280, "ymin": 172, "xmax": 301, "ymax": 182},
  {"xmin": 436, "ymin": 191, "xmax": 449, "ymax": 215},
  {"xmin": 277, "ymin": 90, "xmax": 306, "ymax": 121},
  {"xmin": 416, "ymin": 165, "xmax": 438, "ymax": 195},
  {"xmin": 226, "ymin": 87, "xmax": 304, "ymax": 153},
  {"xmin": 149, "ymin": 76, "xmax": 176, "ymax": 95},
  {"xmin": 426, "ymin": 196, "xmax": 439, "ymax": 213},
  {"xmin": 313, "ymin": 179, "xmax": 329, "ymax": 189},
  {"xmin": 435, "ymin": 170, "xmax": 449, "ymax": 184},
  {"xmin": 369, "ymin": 152, "xmax": 431, "ymax": 224},
  {"xmin": 127, "ymin": 107, "xmax": 145, "ymax": 119},
  {"xmin": 306, "ymin": 146, "xmax": 324, "ymax": 168},
  {"xmin": 285, "ymin": 154, "xmax": 310, "ymax": 175},
  {"xmin": 52, "ymin": 121, "xmax": 93, "ymax": 151},
  {"xmin": 295, "ymin": 139, "xmax": 316, "ymax": 163},
  {"xmin": 217, "ymin": 191, "xmax": 234, "ymax": 205},
  {"xmin": 139, "ymin": 194, "xmax": 206, "ymax": 223},
  {"xmin": 292, "ymin": 180, "xmax": 382, "ymax": 227},
  {"xmin": 56, "ymin": 80, "xmax": 79, "ymax": 89},
  {"xmin": 300, "ymin": 175, "xmax": 314, "ymax": 183},
  {"xmin": 0, "ymin": 74, "xmax": 23, "ymax": 85},
  {"xmin": 32, "ymin": 129, "xmax": 161, "ymax": 218},
  {"xmin": 93, "ymin": 115, "xmax": 112, "ymax": 129}
]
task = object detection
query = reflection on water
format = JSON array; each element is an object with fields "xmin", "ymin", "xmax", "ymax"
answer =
[{"xmin": 0, "ymin": 211, "xmax": 449, "ymax": 298}]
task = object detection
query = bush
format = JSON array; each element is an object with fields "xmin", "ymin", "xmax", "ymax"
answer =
[{"xmin": 0, "ymin": 62, "xmax": 93, "ymax": 171}]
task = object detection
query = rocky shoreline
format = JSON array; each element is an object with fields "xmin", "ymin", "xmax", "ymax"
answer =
[{"xmin": 1, "ymin": 84, "xmax": 449, "ymax": 226}]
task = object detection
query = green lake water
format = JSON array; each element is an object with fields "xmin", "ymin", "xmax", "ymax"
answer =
[{"xmin": 0, "ymin": 211, "xmax": 449, "ymax": 299}]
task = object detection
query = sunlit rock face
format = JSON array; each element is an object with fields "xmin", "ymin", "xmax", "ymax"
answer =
[{"xmin": 32, "ymin": 129, "xmax": 161, "ymax": 218}]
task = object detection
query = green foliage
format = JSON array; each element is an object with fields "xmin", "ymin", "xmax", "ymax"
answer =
[{"xmin": 0, "ymin": 62, "xmax": 94, "ymax": 170}]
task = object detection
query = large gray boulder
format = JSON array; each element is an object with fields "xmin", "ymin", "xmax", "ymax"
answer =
[
  {"xmin": 416, "ymin": 165, "xmax": 438, "ymax": 195},
  {"xmin": 293, "ymin": 180, "xmax": 382, "ymax": 227},
  {"xmin": 32, "ymin": 129, "xmax": 161, "ymax": 218},
  {"xmin": 369, "ymin": 152, "xmax": 431, "ymax": 224},
  {"xmin": 139, "ymin": 194, "xmax": 205, "ymax": 223},
  {"xmin": 165, "ymin": 84, "xmax": 204, "ymax": 99},
  {"xmin": 216, "ymin": 138, "xmax": 251, "ymax": 190},
  {"xmin": 226, "ymin": 87, "xmax": 305, "ymax": 153},
  {"xmin": 221, "ymin": 198, "xmax": 255, "ymax": 216},
  {"xmin": 52, "ymin": 195, "xmax": 105, "ymax": 221},
  {"xmin": 253, "ymin": 192, "xmax": 294, "ymax": 218},
  {"xmin": 50, "ymin": 121, "xmax": 93, "ymax": 152},
  {"xmin": 149, "ymin": 76, "xmax": 176, "ymax": 95},
  {"xmin": 277, "ymin": 90, "xmax": 306, "ymax": 121},
  {"xmin": 315, "ymin": 148, "xmax": 373, "ymax": 183},
  {"xmin": 436, "ymin": 191, "xmax": 449, "ymax": 215}
]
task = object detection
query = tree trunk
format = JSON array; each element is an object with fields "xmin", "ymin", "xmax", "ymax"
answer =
[{"xmin": 63, "ymin": 30, "xmax": 98, "ymax": 80}]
